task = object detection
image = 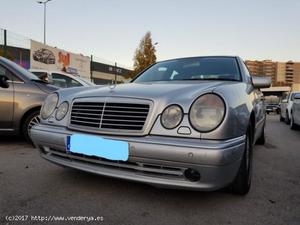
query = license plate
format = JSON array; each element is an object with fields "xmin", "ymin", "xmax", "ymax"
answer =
[{"xmin": 67, "ymin": 134, "xmax": 129, "ymax": 161}]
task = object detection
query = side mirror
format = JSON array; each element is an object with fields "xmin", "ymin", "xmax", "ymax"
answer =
[
  {"xmin": 252, "ymin": 76, "xmax": 272, "ymax": 89},
  {"xmin": 0, "ymin": 75, "xmax": 9, "ymax": 88},
  {"xmin": 281, "ymin": 99, "xmax": 288, "ymax": 103}
]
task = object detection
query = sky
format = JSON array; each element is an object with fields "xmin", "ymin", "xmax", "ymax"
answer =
[{"xmin": 1, "ymin": 0, "xmax": 300, "ymax": 68}]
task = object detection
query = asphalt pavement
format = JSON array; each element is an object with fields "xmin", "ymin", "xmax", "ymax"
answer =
[{"xmin": 0, "ymin": 115, "xmax": 299, "ymax": 225}]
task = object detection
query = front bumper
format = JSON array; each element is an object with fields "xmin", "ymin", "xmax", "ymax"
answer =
[{"xmin": 31, "ymin": 124, "xmax": 245, "ymax": 191}]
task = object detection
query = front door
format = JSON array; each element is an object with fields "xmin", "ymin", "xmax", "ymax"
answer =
[{"xmin": 0, "ymin": 64, "xmax": 14, "ymax": 130}]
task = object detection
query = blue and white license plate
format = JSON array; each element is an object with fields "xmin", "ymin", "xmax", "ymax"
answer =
[{"xmin": 67, "ymin": 134, "xmax": 129, "ymax": 161}]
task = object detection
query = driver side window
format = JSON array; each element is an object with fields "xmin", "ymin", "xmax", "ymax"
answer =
[{"xmin": 0, "ymin": 65, "xmax": 22, "ymax": 82}]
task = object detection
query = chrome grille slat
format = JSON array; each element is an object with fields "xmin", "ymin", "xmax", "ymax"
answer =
[
  {"xmin": 71, "ymin": 116, "xmax": 101, "ymax": 120},
  {"xmin": 102, "ymin": 118, "xmax": 145, "ymax": 122},
  {"xmin": 103, "ymin": 106, "xmax": 149, "ymax": 110},
  {"xmin": 101, "ymin": 109, "xmax": 148, "ymax": 114},
  {"xmin": 71, "ymin": 119, "xmax": 100, "ymax": 125},
  {"xmin": 102, "ymin": 114, "xmax": 147, "ymax": 118},
  {"xmin": 73, "ymin": 105, "xmax": 104, "ymax": 108},
  {"xmin": 70, "ymin": 100, "xmax": 150, "ymax": 132},
  {"xmin": 71, "ymin": 112, "xmax": 101, "ymax": 116},
  {"xmin": 101, "ymin": 122, "xmax": 144, "ymax": 126},
  {"xmin": 72, "ymin": 108, "xmax": 103, "ymax": 112}
]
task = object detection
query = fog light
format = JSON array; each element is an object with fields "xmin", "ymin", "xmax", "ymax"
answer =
[{"xmin": 184, "ymin": 168, "xmax": 201, "ymax": 182}]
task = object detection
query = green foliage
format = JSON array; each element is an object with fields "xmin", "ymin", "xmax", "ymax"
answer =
[{"xmin": 131, "ymin": 31, "xmax": 157, "ymax": 78}]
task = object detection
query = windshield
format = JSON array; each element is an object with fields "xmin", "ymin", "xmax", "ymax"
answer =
[
  {"xmin": 133, "ymin": 57, "xmax": 241, "ymax": 82},
  {"xmin": 78, "ymin": 77, "xmax": 96, "ymax": 86}
]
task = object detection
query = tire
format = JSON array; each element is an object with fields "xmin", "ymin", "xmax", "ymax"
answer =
[
  {"xmin": 256, "ymin": 123, "xmax": 265, "ymax": 145},
  {"xmin": 230, "ymin": 125, "xmax": 253, "ymax": 195},
  {"xmin": 290, "ymin": 113, "xmax": 298, "ymax": 130},
  {"xmin": 285, "ymin": 111, "xmax": 290, "ymax": 124},
  {"xmin": 22, "ymin": 110, "xmax": 40, "ymax": 144},
  {"xmin": 280, "ymin": 115, "xmax": 284, "ymax": 122}
]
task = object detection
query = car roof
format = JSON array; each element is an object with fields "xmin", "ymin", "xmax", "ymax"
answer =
[
  {"xmin": 29, "ymin": 69, "xmax": 71, "ymax": 75},
  {"xmin": 157, "ymin": 55, "xmax": 239, "ymax": 63}
]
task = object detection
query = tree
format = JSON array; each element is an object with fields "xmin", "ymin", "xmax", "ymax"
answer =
[{"xmin": 131, "ymin": 31, "xmax": 157, "ymax": 78}]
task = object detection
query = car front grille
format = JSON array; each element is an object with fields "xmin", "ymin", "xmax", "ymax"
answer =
[{"xmin": 70, "ymin": 101, "xmax": 150, "ymax": 132}]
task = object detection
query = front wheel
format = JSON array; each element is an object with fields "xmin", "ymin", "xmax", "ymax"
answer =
[
  {"xmin": 230, "ymin": 125, "xmax": 253, "ymax": 195},
  {"xmin": 290, "ymin": 114, "xmax": 298, "ymax": 130},
  {"xmin": 285, "ymin": 111, "xmax": 290, "ymax": 124},
  {"xmin": 256, "ymin": 124, "xmax": 265, "ymax": 145},
  {"xmin": 280, "ymin": 114, "xmax": 284, "ymax": 122},
  {"xmin": 22, "ymin": 110, "xmax": 40, "ymax": 144}
]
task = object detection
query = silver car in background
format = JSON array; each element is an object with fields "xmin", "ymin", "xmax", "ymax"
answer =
[
  {"xmin": 30, "ymin": 56, "xmax": 271, "ymax": 195},
  {"xmin": 290, "ymin": 93, "xmax": 300, "ymax": 130},
  {"xmin": 280, "ymin": 91, "xmax": 300, "ymax": 123},
  {"xmin": 30, "ymin": 69, "xmax": 95, "ymax": 88}
]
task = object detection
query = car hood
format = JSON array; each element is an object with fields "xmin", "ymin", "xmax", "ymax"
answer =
[{"xmin": 67, "ymin": 81, "xmax": 233, "ymax": 104}]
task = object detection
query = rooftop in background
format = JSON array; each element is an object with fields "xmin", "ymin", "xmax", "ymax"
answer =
[{"xmin": 261, "ymin": 86, "xmax": 291, "ymax": 92}]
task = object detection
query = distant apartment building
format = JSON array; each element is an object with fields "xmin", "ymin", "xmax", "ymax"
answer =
[
  {"xmin": 245, "ymin": 60, "xmax": 276, "ymax": 83},
  {"xmin": 245, "ymin": 59, "xmax": 300, "ymax": 91},
  {"xmin": 275, "ymin": 62, "xmax": 286, "ymax": 83},
  {"xmin": 245, "ymin": 60, "xmax": 263, "ymax": 75},
  {"xmin": 285, "ymin": 61, "xmax": 300, "ymax": 91}
]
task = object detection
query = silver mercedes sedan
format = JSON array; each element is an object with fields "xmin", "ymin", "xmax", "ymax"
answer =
[{"xmin": 30, "ymin": 56, "xmax": 271, "ymax": 195}]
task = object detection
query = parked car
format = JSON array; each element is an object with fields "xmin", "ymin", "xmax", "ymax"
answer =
[
  {"xmin": 0, "ymin": 57, "xmax": 58, "ymax": 142},
  {"xmin": 33, "ymin": 48, "xmax": 55, "ymax": 64},
  {"xmin": 290, "ymin": 93, "xmax": 300, "ymax": 130},
  {"xmin": 266, "ymin": 103, "xmax": 280, "ymax": 114},
  {"xmin": 280, "ymin": 91, "xmax": 300, "ymax": 123},
  {"xmin": 30, "ymin": 69, "xmax": 95, "ymax": 88},
  {"xmin": 30, "ymin": 56, "xmax": 271, "ymax": 195}
]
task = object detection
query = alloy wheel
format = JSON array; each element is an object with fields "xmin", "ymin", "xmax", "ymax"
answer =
[{"xmin": 28, "ymin": 115, "xmax": 40, "ymax": 134}]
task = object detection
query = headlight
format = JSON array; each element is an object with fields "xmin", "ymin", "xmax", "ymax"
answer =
[
  {"xmin": 41, "ymin": 93, "xmax": 58, "ymax": 119},
  {"xmin": 189, "ymin": 94, "xmax": 225, "ymax": 132},
  {"xmin": 161, "ymin": 105, "xmax": 183, "ymax": 129},
  {"xmin": 55, "ymin": 101, "xmax": 69, "ymax": 120}
]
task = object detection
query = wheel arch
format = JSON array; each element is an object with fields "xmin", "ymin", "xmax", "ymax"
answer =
[
  {"xmin": 19, "ymin": 106, "xmax": 41, "ymax": 133},
  {"xmin": 249, "ymin": 111, "xmax": 255, "ymax": 142}
]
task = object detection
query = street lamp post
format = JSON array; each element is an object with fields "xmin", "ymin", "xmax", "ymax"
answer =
[{"xmin": 37, "ymin": 0, "xmax": 52, "ymax": 45}]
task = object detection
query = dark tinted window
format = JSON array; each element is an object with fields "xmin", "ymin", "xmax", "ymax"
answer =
[
  {"xmin": 134, "ymin": 57, "xmax": 241, "ymax": 82},
  {"xmin": 294, "ymin": 93, "xmax": 300, "ymax": 100},
  {"xmin": 31, "ymin": 71, "xmax": 49, "ymax": 82},
  {"xmin": 51, "ymin": 73, "xmax": 82, "ymax": 88},
  {"xmin": 290, "ymin": 93, "xmax": 298, "ymax": 101},
  {"xmin": 0, "ymin": 64, "xmax": 22, "ymax": 81},
  {"xmin": 32, "ymin": 71, "xmax": 48, "ymax": 78}
]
